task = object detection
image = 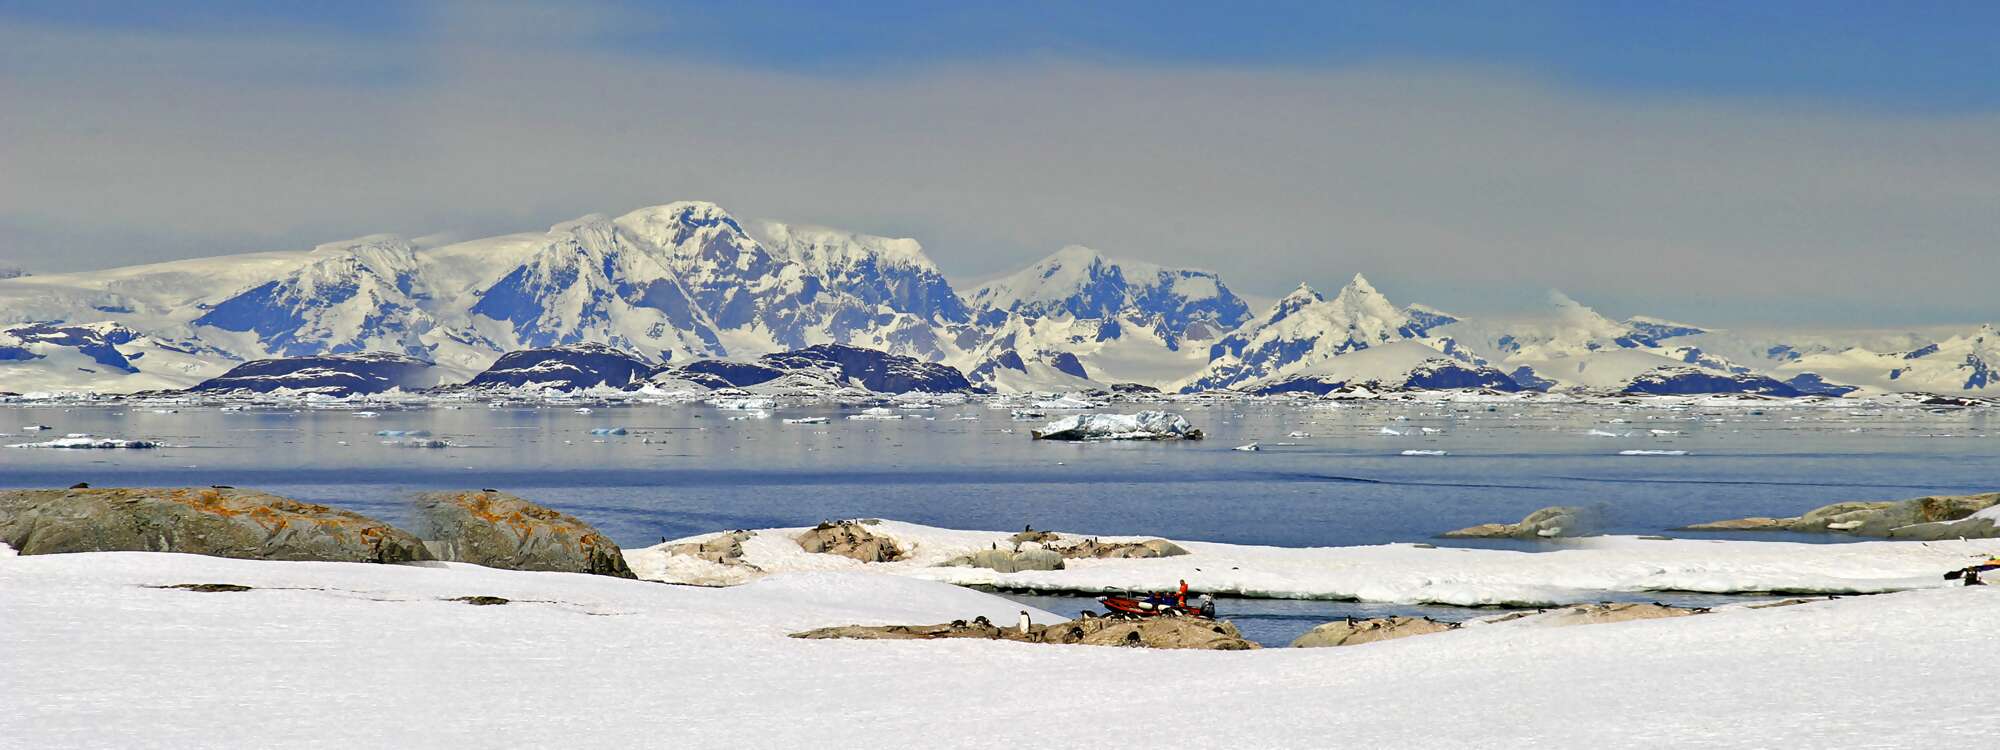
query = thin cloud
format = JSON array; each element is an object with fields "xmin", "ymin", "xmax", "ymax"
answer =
[{"xmin": 0, "ymin": 17, "xmax": 1994, "ymax": 326}]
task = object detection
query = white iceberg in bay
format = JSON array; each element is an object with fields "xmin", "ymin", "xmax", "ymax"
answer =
[{"xmin": 1030, "ymin": 411, "xmax": 1204, "ymax": 441}]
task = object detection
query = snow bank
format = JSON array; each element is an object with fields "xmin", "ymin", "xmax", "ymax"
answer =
[
  {"xmin": 9, "ymin": 527, "xmax": 2000, "ymax": 746},
  {"xmin": 631, "ymin": 520, "xmax": 2000, "ymax": 606}
]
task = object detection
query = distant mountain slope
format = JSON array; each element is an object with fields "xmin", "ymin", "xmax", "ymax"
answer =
[{"xmin": 0, "ymin": 200, "xmax": 1990, "ymax": 397}]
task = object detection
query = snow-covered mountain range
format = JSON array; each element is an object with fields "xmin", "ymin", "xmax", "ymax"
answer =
[{"xmin": 0, "ymin": 200, "xmax": 1992, "ymax": 397}]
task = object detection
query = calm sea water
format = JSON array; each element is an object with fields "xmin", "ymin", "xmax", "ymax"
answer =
[{"xmin": 6, "ymin": 399, "xmax": 1989, "ymax": 644}]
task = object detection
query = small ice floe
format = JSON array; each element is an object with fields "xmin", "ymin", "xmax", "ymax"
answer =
[
  {"xmin": 953, "ymin": 414, "xmax": 979, "ymax": 421},
  {"xmin": 1608, "ymin": 418, "xmax": 1631, "ymax": 424},
  {"xmin": 708, "ymin": 397, "xmax": 775, "ymax": 411},
  {"xmin": 1620, "ymin": 449, "xmax": 1689, "ymax": 456},
  {"xmin": 1030, "ymin": 411, "xmax": 1202, "ymax": 441},
  {"xmin": 1649, "ymin": 429, "xmax": 1682, "ymax": 435},
  {"xmin": 353, "ymin": 411, "xmax": 380, "ymax": 418},
  {"xmin": 8, "ymin": 433, "xmax": 159, "ymax": 449},
  {"xmin": 1009, "ymin": 409, "xmax": 1048, "ymax": 420},
  {"xmin": 1401, "ymin": 449, "xmax": 1448, "ymax": 456},
  {"xmin": 1585, "ymin": 429, "xmax": 1624, "ymax": 438},
  {"xmin": 390, "ymin": 439, "xmax": 450, "ymax": 449},
  {"xmin": 1233, "ymin": 442, "xmax": 1260, "ymax": 452},
  {"xmin": 375, "ymin": 429, "xmax": 432, "ymax": 438},
  {"xmin": 1378, "ymin": 427, "xmax": 1403, "ymax": 436},
  {"xmin": 1287, "ymin": 431, "xmax": 1313, "ymax": 438},
  {"xmin": 149, "ymin": 409, "xmax": 178, "ymax": 414},
  {"xmin": 574, "ymin": 407, "xmax": 593, "ymax": 415},
  {"xmin": 589, "ymin": 427, "xmax": 629, "ymax": 436},
  {"xmin": 1420, "ymin": 427, "xmax": 1444, "ymax": 435},
  {"xmin": 849, "ymin": 407, "xmax": 904, "ymax": 421},
  {"xmin": 22, "ymin": 425, "xmax": 51, "ymax": 431},
  {"xmin": 783, "ymin": 417, "xmax": 829, "ymax": 425},
  {"xmin": 1034, "ymin": 395, "xmax": 1096, "ymax": 410}
]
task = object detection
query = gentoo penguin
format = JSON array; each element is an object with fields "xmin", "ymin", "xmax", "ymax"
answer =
[{"xmin": 1018, "ymin": 610, "xmax": 1032, "ymax": 635}]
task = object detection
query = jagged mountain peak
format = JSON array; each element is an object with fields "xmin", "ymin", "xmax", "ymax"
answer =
[
  {"xmin": 748, "ymin": 220, "xmax": 938, "ymax": 272},
  {"xmin": 970, "ymin": 244, "xmax": 1250, "ymax": 344}
]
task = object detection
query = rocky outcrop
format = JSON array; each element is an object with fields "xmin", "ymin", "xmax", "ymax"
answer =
[
  {"xmin": 796, "ymin": 520, "xmax": 904, "ymax": 562},
  {"xmin": 0, "ymin": 487, "xmax": 430, "ymax": 563},
  {"xmin": 1441, "ymin": 506, "xmax": 1598, "ymax": 540},
  {"xmin": 793, "ymin": 614, "xmax": 1258, "ymax": 650},
  {"xmin": 185, "ymin": 352, "xmax": 440, "ymax": 396},
  {"xmin": 1290, "ymin": 616, "xmax": 1457, "ymax": 648},
  {"xmin": 1486, "ymin": 602, "xmax": 1703, "ymax": 627},
  {"xmin": 414, "ymin": 491, "xmax": 634, "ymax": 578},
  {"xmin": 1057, "ymin": 538, "xmax": 1190, "ymax": 559},
  {"xmin": 1679, "ymin": 492, "xmax": 2000, "ymax": 538},
  {"xmin": 461, "ymin": 343, "xmax": 655, "ymax": 390},
  {"xmin": 664, "ymin": 530, "xmax": 756, "ymax": 566},
  {"xmin": 943, "ymin": 547, "xmax": 1066, "ymax": 573}
]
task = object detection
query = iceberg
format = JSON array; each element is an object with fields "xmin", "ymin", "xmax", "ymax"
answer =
[
  {"xmin": 1402, "ymin": 449, "xmax": 1448, "ymax": 456},
  {"xmin": 707, "ymin": 397, "xmax": 775, "ymax": 410},
  {"xmin": 1030, "ymin": 411, "xmax": 1204, "ymax": 441},
  {"xmin": 782, "ymin": 417, "xmax": 829, "ymax": 425},
  {"xmin": 8, "ymin": 434, "xmax": 158, "ymax": 449},
  {"xmin": 1620, "ymin": 449, "xmax": 1688, "ymax": 456}
]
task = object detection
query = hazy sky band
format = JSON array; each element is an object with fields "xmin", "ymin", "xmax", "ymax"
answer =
[{"xmin": 1, "ymin": 1, "xmax": 1995, "ymax": 326}]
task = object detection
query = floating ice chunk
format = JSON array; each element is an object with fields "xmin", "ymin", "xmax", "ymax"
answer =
[
  {"xmin": 374, "ymin": 429, "xmax": 432, "ymax": 438},
  {"xmin": 1620, "ymin": 449, "xmax": 1689, "ymax": 456},
  {"xmin": 353, "ymin": 411, "xmax": 379, "ymax": 418},
  {"xmin": 707, "ymin": 397, "xmax": 775, "ymax": 410},
  {"xmin": 574, "ymin": 407, "xmax": 593, "ymax": 414},
  {"xmin": 1649, "ymin": 429, "xmax": 1682, "ymax": 435},
  {"xmin": 783, "ymin": 417, "xmax": 829, "ymax": 425},
  {"xmin": 1420, "ymin": 427, "xmax": 1444, "ymax": 435},
  {"xmin": 1009, "ymin": 409, "xmax": 1048, "ymax": 420},
  {"xmin": 9, "ymin": 434, "xmax": 159, "ymax": 449},
  {"xmin": 1033, "ymin": 396, "xmax": 1096, "ymax": 410},
  {"xmin": 1030, "ymin": 411, "xmax": 1203, "ymax": 441},
  {"xmin": 21, "ymin": 425, "xmax": 50, "ymax": 431},
  {"xmin": 1287, "ymin": 431, "xmax": 1312, "ymax": 438},
  {"xmin": 1585, "ymin": 429, "xmax": 1623, "ymax": 437},
  {"xmin": 589, "ymin": 427, "xmax": 629, "ymax": 436},
  {"xmin": 1379, "ymin": 427, "xmax": 1403, "ymax": 436},
  {"xmin": 1234, "ymin": 442, "xmax": 1260, "ymax": 452},
  {"xmin": 1401, "ymin": 449, "xmax": 1448, "ymax": 456},
  {"xmin": 390, "ymin": 439, "xmax": 449, "ymax": 449}
]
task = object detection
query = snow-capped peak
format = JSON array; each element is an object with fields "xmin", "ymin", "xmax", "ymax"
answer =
[
  {"xmin": 1179, "ymin": 273, "xmax": 1419, "ymax": 392},
  {"xmin": 970, "ymin": 245, "xmax": 1251, "ymax": 346}
]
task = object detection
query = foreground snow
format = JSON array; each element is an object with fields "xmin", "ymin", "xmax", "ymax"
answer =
[
  {"xmin": 632, "ymin": 521, "xmax": 2000, "ymax": 606},
  {"xmin": 5, "ymin": 547, "xmax": 1999, "ymax": 747}
]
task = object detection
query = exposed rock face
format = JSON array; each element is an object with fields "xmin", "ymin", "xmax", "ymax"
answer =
[
  {"xmin": 1441, "ymin": 506, "xmax": 1598, "ymax": 540},
  {"xmin": 0, "ymin": 487, "xmax": 430, "ymax": 563},
  {"xmin": 1290, "ymin": 616, "xmax": 1457, "ymax": 648},
  {"xmin": 796, "ymin": 520, "xmax": 904, "ymax": 562},
  {"xmin": 185, "ymin": 352, "xmax": 440, "ymax": 396},
  {"xmin": 414, "ymin": 491, "xmax": 634, "ymax": 578},
  {"xmin": 944, "ymin": 547, "xmax": 1066, "ymax": 573},
  {"xmin": 462, "ymin": 343, "xmax": 655, "ymax": 390},
  {"xmin": 1679, "ymin": 492, "xmax": 2000, "ymax": 538},
  {"xmin": 665, "ymin": 530, "xmax": 756, "ymax": 566},
  {"xmin": 793, "ymin": 614, "xmax": 1258, "ymax": 650},
  {"xmin": 1487, "ymin": 602, "xmax": 1703, "ymax": 627},
  {"xmin": 1057, "ymin": 538, "xmax": 1190, "ymax": 559}
]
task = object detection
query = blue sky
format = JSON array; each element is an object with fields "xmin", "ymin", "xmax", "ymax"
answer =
[
  {"xmin": 1, "ymin": 1, "xmax": 1996, "ymax": 325},
  {"xmin": 10, "ymin": 0, "xmax": 1996, "ymax": 110}
]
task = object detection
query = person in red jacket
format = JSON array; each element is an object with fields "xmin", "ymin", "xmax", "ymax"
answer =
[{"xmin": 1176, "ymin": 579, "xmax": 1189, "ymax": 607}]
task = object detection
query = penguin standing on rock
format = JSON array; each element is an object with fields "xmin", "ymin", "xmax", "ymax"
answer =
[{"xmin": 1018, "ymin": 610, "xmax": 1032, "ymax": 635}]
